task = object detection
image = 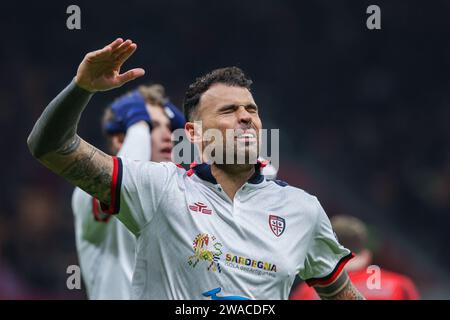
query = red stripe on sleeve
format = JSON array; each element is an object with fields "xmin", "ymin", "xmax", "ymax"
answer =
[
  {"xmin": 306, "ymin": 252, "xmax": 355, "ymax": 287},
  {"xmin": 99, "ymin": 156, "xmax": 122, "ymax": 215}
]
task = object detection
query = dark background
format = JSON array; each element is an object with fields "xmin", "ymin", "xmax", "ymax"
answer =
[{"xmin": 0, "ymin": 0, "xmax": 449, "ymax": 298}]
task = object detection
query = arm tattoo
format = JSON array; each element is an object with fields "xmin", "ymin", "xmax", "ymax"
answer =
[
  {"xmin": 320, "ymin": 280, "xmax": 365, "ymax": 300},
  {"xmin": 58, "ymin": 140, "xmax": 112, "ymax": 204},
  {"xmin": 40, "ymin": 138, "xmax": 113, "ymax": 205}
]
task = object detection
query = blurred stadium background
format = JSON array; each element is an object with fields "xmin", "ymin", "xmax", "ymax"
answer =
[{"xmin": 0, "ymin": 0, "xmax": 449, "ymax": 299}]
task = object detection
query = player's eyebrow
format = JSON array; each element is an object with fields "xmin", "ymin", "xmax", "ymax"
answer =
[
  {"xmin": 217, "ymin": 103, "xmax": 258, "ymax": 113},
  {"xmin": 152, "ymin": 119, "xmax": 171, "ymax": 129}
]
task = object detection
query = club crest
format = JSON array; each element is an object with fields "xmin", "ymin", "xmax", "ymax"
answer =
[{"xmin": 269, "ymin": 214, "xmax": 285, "ymax": 237}]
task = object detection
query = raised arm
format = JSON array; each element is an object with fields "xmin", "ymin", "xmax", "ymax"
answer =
[{"xmin": 27, "ymin": 38, "xmax": 145, "ymax": 205}]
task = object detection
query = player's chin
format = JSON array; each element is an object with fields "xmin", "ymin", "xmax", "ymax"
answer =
[
  {"xmin": 239, "ymin": 140, "xmax": 258, "ymax": 151},
  {"xmin": 233, "ymin": 146, "xmax": 259, "ymax": 165}
]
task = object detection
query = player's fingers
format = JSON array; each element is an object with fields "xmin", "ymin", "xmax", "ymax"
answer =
[
  {"xmin": 86, "ymin": 39, "xmax": 123, "ymax": 60},
  {"xmin": 116, "ymin": 68, "xmax": 145, "ymax": 85},
  {"xmin": 112, "ymin": 39, "xmax": 133, "ymax": 58},
  {"xmin": 85, "ymin": 47, "xmax": 111, "ymax": 60},
  {"xmin": 109, "ymin": 38, "xmax": 124, "ymax": 50},
  {"xmin": 116, "ymin": 43, "xmax": 137, "ymax": 65}
]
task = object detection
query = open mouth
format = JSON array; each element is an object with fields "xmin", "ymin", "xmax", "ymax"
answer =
[
  {"xmin": 160, "ymin": 147, "xmax": 173, "ymax": 155},
  {"xmin": 235, "ymin": 132, "xmax": 257, "ymax": 144}
]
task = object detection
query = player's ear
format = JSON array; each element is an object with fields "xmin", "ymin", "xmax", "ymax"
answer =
[{"xmin": 184, "ymin": 121, "xmax": 202, "ymax": 144}]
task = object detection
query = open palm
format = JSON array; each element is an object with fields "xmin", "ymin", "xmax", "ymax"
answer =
[{"xmin": 75, "ymin": 38, "xmax": 145, "ymax": 92}]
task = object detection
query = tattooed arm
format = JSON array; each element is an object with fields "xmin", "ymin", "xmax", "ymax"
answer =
[
  {"xmin": 27, "ymin": 38, "xmax": 145, "ymax": 204},
  {"xmin": 324, "ymin": 280, "xmax": 365, "ymax": 300},
  {"xmin": 37, "ymin": 137, "xmax": 114, "ymax": 204},
  {"xmin": 313, "ymin": 270, "xmax": 365, "ymax": 300}
]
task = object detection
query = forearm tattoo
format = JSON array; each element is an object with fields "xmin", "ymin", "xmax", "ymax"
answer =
[
  {"xmin": 56, "ymin": 138, "xmax": 113, "ymax": 204},
  {"xmin": 319, "ymin": 280, "xmax": 365, "ymax": 300}
]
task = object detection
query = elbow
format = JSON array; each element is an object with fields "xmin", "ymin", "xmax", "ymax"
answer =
[
  {"xmin": 27, "ymin": 129, "xmax": 40, "ymax": 159},
  {"xmin": 27, "ymin": 126, "xmax": 46, "ymax": 159}
]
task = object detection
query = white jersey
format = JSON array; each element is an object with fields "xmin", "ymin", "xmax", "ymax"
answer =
[
  {"xmin": 72, "ymin": 123, "xmax": 150, "ymax": 299},
  {"xmin": 72, "ymin": 189, "xmax": 136, "ymax": 299},
  {"xmin": 108, "ymin": 157, "xmax": 352, "ymax": 300}
]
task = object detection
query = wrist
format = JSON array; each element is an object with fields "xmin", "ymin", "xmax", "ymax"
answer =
[{"xmin": 73, "ymin": 76, "xmax": 97, "ymax": 94}]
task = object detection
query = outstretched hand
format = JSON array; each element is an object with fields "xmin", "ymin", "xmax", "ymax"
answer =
[{"xmin": 75, "ymin": 38, "xmax": 145, "ymax": 93}]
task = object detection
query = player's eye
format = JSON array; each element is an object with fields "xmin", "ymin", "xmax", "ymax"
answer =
[
  {"xmin": 246, "ymin": 105, "xmax": 258, "ymax": 113},
  {"xmin": 220, "ymin": 106, "xmax": 237, "ymax": 114}
]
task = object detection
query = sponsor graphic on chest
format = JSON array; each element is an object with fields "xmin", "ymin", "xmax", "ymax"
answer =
[
  {"xmin": 187, "ymin": 233, "xmax": 223, "ymax": 272},
  {"xmin": 184, "ymin": 199, "xmax": 291, "ymax": 278},
  {"xmin": 186, "ymin": 232, "xmax": 278, "ymax": 278}
]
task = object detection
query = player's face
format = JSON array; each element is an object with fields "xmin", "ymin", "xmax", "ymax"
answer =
[
  {"xmin": 194, "ymin": 83, "xmax": 262, "ymax": 164},
  {"xmin": 147, "ymin": 105, "xmax": 173, "ymax": 162}
]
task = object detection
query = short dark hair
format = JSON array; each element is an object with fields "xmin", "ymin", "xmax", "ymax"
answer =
[{"xmin": 182, "ymin": 67, "xmax": 253, "ymax": 121}]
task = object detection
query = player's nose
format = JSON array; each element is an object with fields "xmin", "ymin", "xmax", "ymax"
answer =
[
  {"xmin": 236, "ymin": 106, "xmax": 252, "ymax": 124},
  {"xmin": 162, "ymin": 125, "xmax": 172, "ymax": 141}
]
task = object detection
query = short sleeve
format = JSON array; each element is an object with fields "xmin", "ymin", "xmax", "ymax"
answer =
[
  {"xmin": 299, "ymin": 199, "xmax": 354, "ymax": 286},
  {"xmin": 105, "ymin": 157, "xmax": 177, "ymax": 235}
]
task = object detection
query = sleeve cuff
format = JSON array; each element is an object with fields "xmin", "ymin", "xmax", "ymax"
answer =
[
  {"xmin": 70, "ymin": 78, "xmax": 95, "ymax": 98},
  {"xmin": 305, "ymin": 252, "xmax": 355, "ymax": 287},
  {"xmin": 99, "ymin": 156, "xmax": 123, "ymax": 215}
]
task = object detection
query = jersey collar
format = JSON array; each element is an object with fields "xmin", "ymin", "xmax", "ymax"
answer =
[{"xmin": 191, "ymin": 161, "xmax": 265, "ymax": 185}]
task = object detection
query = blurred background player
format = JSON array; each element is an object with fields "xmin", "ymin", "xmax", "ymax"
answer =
[
  {"xmin": 290, "ymin": 215, "xmax": 420, "ymax": 300},
  {"xmin": 72, "ymin": 84, "xmax": 185, "ymax": 299}
]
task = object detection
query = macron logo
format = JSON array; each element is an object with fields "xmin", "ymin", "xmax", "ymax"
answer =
[{"xmin": 189, "ymin": 202, "xmax": 212, "ymax": 215}]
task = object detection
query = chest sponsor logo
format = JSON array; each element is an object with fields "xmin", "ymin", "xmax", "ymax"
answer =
[
  {"xmin": 189, "ymin": 202, "xmax": 213, "ymax": 215},
  {"xmin": 188, "ymin": 233, "xmax": 223, "ymax": 272},
  {"xmin": 269, "ymin": 214, "xmax": 285, "ymax": 237},
  {"xmin": 187, "ymin": 233, "xmax": 278, "ymax": 278}
]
